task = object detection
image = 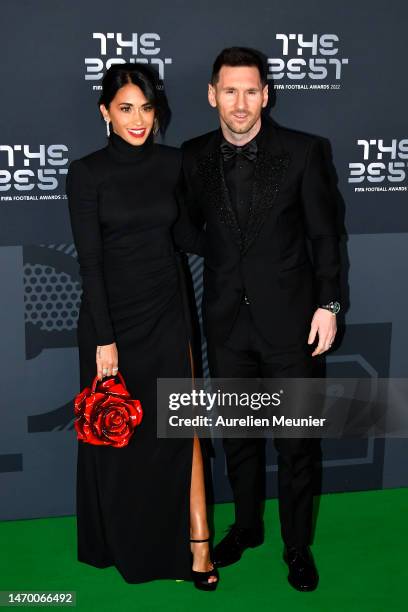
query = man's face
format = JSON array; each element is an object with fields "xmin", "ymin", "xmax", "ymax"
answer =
[{"xmin": 208, "ymin": 65, "xmax": 268, "ymax": 136}]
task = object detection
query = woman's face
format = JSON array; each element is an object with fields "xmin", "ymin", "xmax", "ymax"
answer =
[{"xmin": 100, "ymin": 83, "xmax": 155, "ymax": 146}]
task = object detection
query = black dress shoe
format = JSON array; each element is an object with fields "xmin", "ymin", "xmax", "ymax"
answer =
[
  {"xmin": 212, "ymin": 524, "xmax": 264, "ymax": 568},
  {"xmin": 283, "ymin": 545, "xmax": 319, "ymax": 591}
]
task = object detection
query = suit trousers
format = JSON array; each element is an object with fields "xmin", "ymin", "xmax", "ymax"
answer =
[{"xmin": 206, "ymin": 301, "xmax": 317, "ymax": 547}]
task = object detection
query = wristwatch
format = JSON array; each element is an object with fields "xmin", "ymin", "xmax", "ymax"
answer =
[{"xmin": 319, "ymin": 301, "xmax": 341, "ymax": 315}]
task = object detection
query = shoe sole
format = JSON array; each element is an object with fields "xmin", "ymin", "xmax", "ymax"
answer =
[{"xmin": 288, "ymin": 576, "xmax": 318, "ymax": 592}]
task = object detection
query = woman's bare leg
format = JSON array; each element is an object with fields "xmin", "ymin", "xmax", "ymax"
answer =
[{"xmin": 190, "ymin": 434, "xmax": 217, "ymax": 583}]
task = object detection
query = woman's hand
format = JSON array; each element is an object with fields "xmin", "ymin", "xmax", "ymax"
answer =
[{"xmin": 96, "ymin": 342, "xmax": 119, "ymax": 380}]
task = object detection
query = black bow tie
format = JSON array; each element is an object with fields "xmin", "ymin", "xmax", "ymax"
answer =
[{"xmin": 220, "ymin": 138, "xmax": 258, "ymax": 162}]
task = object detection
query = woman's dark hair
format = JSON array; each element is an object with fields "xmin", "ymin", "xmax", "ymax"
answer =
[
  {"xmin": 211, "ymin": 47, "xmax": 268, "ymax": 86},
  {"xmin": 98, "ymin": 63, "xmax": 170, "ymax": 134}
]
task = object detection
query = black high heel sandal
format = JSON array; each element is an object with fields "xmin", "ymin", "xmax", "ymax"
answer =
[{"xmin": 190, "ymin": 537, "xmax": 219, "ymax": 591}]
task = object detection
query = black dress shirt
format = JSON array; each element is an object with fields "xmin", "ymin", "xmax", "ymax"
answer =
[{"xmin": 221, "ymin": 131, "xmax": 260, "ymax": 231}]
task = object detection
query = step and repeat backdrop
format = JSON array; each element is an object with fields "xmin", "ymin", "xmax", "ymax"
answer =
[{"xmin": 1, "ymin": 0, "xmax": 407, "ymax": 519}]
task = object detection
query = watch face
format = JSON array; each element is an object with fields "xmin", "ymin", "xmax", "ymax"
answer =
[{"xmin": 331, "ymin": 301, "xmax": 341, "ymax": 314}]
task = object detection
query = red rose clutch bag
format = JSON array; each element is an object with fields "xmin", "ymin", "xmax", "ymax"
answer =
[{"xmin": 74, "ymin": 372, "xmax": 143, "ymax": 448}]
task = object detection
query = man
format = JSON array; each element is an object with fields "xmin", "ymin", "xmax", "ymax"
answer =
[{"xmin": 175, "ymin": 47, "xmax": 341, "ymax": 591}]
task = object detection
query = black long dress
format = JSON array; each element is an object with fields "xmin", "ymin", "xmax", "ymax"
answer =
[{"xmin": 66, "ymin": 130, "xmax": 194, "ymax": 583}]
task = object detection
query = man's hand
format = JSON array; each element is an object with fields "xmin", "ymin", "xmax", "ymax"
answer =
[
  {"xmin": 308, "ymin": 308, "xmax": 337, "ymax": 356},
  {"xmin": 96, "ymin": 342, "xmax": 119, "ymax": 380}
]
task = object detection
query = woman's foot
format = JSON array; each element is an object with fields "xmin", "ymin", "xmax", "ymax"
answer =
[{"xmin": 190, "ymin": 535, "xmax": 218, "ymax": 588}]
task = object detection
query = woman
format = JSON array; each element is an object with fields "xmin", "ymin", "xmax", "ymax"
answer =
[{"xmin": 66, "ymin": 63, "xmax": 218, "ymax": 589}]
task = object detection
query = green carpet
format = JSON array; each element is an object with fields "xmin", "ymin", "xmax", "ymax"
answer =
[{"xmin": 0, "ymin": 488, "xmax": 406, "ymax": 611}]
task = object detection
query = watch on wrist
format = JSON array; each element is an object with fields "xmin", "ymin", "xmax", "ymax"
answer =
[{"xmin": 319, "ymin": 301, "xmax": 340, "ymax": 315}]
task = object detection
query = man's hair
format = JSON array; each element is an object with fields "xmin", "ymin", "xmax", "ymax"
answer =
[{"xmin": 211, "ymin": 47, "xmax": 267, "ymax": 86}]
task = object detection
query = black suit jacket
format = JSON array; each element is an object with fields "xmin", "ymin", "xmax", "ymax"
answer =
[{"xmin": 174, "ymin": 118, "xmax": 341, "ymax": 347}]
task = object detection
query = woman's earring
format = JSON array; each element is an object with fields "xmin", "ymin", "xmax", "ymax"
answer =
[
  {"xmin": 153, "ymin": 118, "xmax": 159, "ymax": 136},
  {"xmin": 105, "ymin": 120, "xmax": 110, "ymax": 137}
]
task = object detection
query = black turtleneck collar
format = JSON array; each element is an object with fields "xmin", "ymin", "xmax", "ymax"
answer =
[{"xmin": 107, "ymin": 129, "xmax": 154, "ymax": 162}]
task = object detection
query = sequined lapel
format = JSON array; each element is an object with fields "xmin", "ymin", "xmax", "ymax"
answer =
[
  {"xmin": 196, "ymin": 147, "xmax": 242, "ymax": 248},
  {"xmin": 242, "ymin": 147, "xmax": 291, "ymax": 254}
]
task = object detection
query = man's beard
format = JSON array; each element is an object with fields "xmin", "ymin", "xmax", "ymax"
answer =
[{"xmin": 223, "ymin": 113, "xmax": 259, "ymax": 135}]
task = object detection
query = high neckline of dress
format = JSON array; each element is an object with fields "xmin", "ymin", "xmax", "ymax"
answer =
[{"xmin": 107, "ymin": 129, "xmax": 154, "ymax": 161}]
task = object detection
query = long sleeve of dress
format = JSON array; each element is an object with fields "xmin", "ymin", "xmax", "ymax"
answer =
[{"xmin": 66, "ymin": 159, "xmax": 115, "ymax": 345}]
